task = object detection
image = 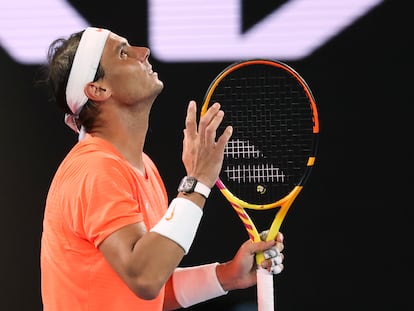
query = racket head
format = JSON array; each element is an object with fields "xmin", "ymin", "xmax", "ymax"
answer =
[{"xmin": 202, "ymin": 59, "xmax": 319, "ymax": 212}]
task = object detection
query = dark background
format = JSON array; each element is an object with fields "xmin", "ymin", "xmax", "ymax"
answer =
[{"xmin": 0, "ymin": 1, "xmax": 411, "ymax": 310}]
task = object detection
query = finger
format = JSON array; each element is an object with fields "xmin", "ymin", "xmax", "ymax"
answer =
[
  {"xmin": 276, "ymin": 231, "xmax": 284, "ymax": 243},
  {"xmin": 216, "ymin": 124, "xmax": 233, "ymax": 147},
  {"xmin": 199, "ymin": 102, "xmax": 220, "ymax": 129},
  {"xmin": 203, "ymin": 107, "xmax": 224, "ymax": 144},
  {"xmin": 184, "ymin": 100, "xmax": 197, "ymax": 139},
  {"xmin": 249, "ymin": 239, "xmax": 276, "ymax": 256},
  {"xmin": 259, "ymin": 230, "xmax": 269, "ymax": 241},
  {"xmin": 263, "ymin": 247, "xmax": 279, "ymax": 260},
  {"xmin": 260, "ymin": 250, "xmax": 284, "ymax": 273},
  {"xmin": 259, "ymin": 258, "xmax": 283, "ymax": 274},
  {"xmin": 275, "ymin": 240, "xmax": 284, "ymax": 253},
  {"xmin": 270, "ymin": 264, "xmax": 283, "ymax": 275},
  {"xmin": 198, "ymin": 103, "xmax": 221, "ymax": 139},
  {"xmin": 271, "ymin": 255, "xmax": 283, "ymax": 266}
]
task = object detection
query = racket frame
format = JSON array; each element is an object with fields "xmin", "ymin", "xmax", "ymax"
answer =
[{"xmin": 201, "ymin": 58, "xmax": 319, "ymax": 265}]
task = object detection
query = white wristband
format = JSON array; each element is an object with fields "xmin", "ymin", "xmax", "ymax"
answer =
[
  {"xmin": 150, "ymin": 198, "xmax": 203, "ymax": 254},
  {"xmin": 173, "ymin": 263, "xmax": 228, "ymax": 308}
]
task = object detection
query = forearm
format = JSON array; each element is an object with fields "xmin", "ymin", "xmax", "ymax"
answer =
[{"xmin": 100, "ymin": 194, "xmax": 206, "ymax": 300}]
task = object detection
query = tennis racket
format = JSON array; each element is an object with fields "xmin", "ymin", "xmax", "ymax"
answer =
[{"xmin": 201, "ymin": 59, "xmax": 319, "ymax": 311}]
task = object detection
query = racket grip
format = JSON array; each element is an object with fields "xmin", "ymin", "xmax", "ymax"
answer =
[{"xmin": 257, "ymin": 267, "xmax": 275, "ymax": 311}]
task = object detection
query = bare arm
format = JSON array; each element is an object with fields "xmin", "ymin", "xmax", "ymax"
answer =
[{"xmin": 98, "ymin": 220, "xmax": 184, "ymax": 300}]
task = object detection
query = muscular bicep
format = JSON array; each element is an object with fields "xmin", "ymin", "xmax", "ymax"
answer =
[
  {"xmin": 99, "ymin": 221, "xmax": 147, "ymax": 274},
  {"xmin": 98, "ymin": 221, "xmax": 186, "ymax": 300}
]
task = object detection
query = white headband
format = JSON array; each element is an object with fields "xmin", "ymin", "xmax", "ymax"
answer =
[{"xmin": 65, "ymin": 27, "xmax": 110, "ymax": 136}]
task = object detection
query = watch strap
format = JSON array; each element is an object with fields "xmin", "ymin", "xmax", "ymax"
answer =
[{"xmin": 194, "ymin": 181, "xmax": 211, "ymax": 199}]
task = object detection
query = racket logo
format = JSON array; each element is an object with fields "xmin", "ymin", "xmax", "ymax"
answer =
[{"xmin": 256, "ymin": 185, "xmax": 266, "ymax": 194}]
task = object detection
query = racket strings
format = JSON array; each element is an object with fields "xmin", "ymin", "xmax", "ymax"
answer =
[
  {"xmin": 224, "ymin": 139, "xmax": 286, "ymax": 184},
  {"xmin": 224, "ymin": 138, "xmax": 261, "ymax": 159}
]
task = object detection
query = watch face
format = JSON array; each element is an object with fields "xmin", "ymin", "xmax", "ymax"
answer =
[{"xmin": 179, "ymin": 176, "xmax": 197, "ymax": 192}]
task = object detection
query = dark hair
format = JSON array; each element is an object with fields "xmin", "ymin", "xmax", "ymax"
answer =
[{"xmin": 44, "ymin": 30, "xmax": 105, "ymax": 132}]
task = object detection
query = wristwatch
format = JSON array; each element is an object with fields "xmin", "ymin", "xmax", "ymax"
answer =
[{"xmin": 178, "ymin": 176, "xmax": 211, "ymax": 199}]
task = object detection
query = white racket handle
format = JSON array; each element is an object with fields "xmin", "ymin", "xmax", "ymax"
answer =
[{"xmin": 257, "ymin": 267, "xmax": 275, "ymax": 311}]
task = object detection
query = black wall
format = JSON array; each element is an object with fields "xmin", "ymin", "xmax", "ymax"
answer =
[{"xmin": 0, "ymin": 1, "xmax": 411, "ymax": 310}]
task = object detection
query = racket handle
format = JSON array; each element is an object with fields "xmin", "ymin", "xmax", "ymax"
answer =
[{"xmin": 257, "ymin": 267, "xmax": 275, "ymax": 311}]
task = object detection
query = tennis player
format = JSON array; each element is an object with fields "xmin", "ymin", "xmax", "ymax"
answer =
[{"xmin": 40, "ymin": 27, "xmax": 284, "ymax": 311}]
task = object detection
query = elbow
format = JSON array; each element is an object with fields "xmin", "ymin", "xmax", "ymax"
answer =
[{"xmin": 131, "ymin": 276, "xmax": 165, "ymax": 300}]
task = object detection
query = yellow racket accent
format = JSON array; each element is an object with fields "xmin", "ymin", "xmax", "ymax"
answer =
[{"xmin": 216, "ymin": 178, "xmax": 305, "ymax": 265}]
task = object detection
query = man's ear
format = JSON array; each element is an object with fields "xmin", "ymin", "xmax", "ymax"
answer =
[{"xmin": 84, "ymin": 82, "xmax": 110, "ymax": 101}]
